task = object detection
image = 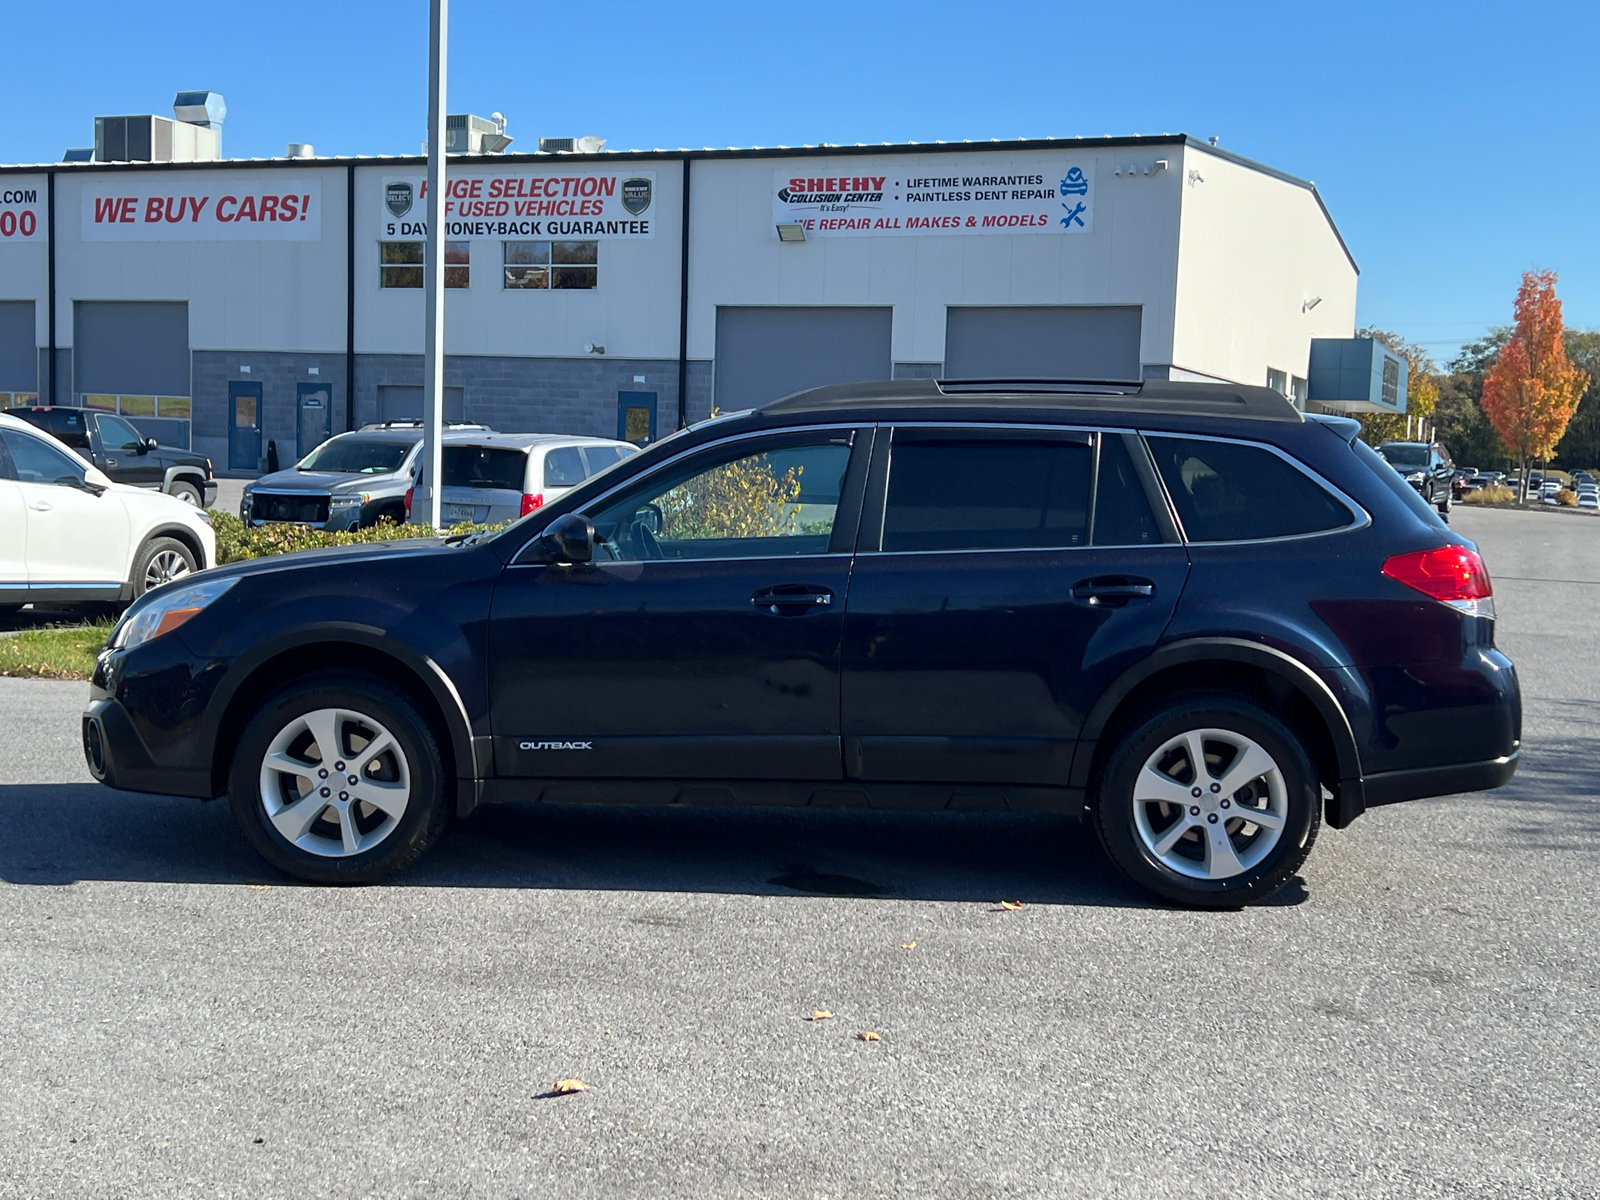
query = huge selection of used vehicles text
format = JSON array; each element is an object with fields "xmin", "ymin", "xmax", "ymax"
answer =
[{"xmin": 75, "ymin": 379, "xmax": 1521, "ymax": 907}]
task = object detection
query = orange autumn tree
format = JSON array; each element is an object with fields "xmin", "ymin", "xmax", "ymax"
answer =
[{"xmin": 1481, "ymin": 270, "xmax": 1589, "ymax": 492}]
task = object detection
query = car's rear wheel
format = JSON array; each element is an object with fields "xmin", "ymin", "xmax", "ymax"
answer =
[
  {"xmin": 1093, "ymin": 692, "xmax": 1320, "ymax": 908},
  {"xmin": 228, "ymin": 673, "xmax": 450, "ymax": 884},
  {"xmin": 168, "ymin": 480, "xmax": 204, "ymax": 507},
  {"xmin": 131, "ymin": 536, "xmax": 196, "ymax": 598}
]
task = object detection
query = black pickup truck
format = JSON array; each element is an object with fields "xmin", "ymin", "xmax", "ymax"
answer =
[{"xmin": 11, "ymin": 406, "xmax": 217, "ymax": 507}]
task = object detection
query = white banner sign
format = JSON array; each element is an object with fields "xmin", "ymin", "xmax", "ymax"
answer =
[
  {"xmin": 380, "ymin": 170, "xmax": 656, "ymax": 239},
  {"xmin": 773, "ymin": 158, "xmax": 1094, "ymax": 238},
  {"xmin": 0, "ymin": 177, "xmax": 46, "ymax": 242},
  {"xmin": 81, "ymin": 177, "xmax": 322, "ymax": 241}
]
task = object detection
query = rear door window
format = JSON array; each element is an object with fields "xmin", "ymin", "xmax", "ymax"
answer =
[
  {"xmin": 33, "ymin": 408, "xmax": 92, "ymax": 451},
  {"xmin": 1146, "ymin": 436, "xmax": 1355, "ymax": 542},
  {"xmin": 1092, "ymin": 433, "xmax": 1163, "ymax": 546},
  {"xmin": 881, "ymin": 433, "xmax": 1093, "ymax": 552},
  {"xmin": 543, "ymin": 446, "xmax": 589, "ymax": 487}
]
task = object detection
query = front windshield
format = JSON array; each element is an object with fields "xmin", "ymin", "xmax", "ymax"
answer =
[
  {"xmin": 1378, "ymin": 444, "xmax": 1428, "ymax": 468},
  {"xmin": 299, "ymin": 436, "xmax": 414, "ymax": 474}
]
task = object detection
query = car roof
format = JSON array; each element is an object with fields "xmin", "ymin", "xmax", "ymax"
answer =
[
  {"xmin": 757, "ymin": 377, "xmax": 1305, "ymax": 423},
  {"xmin": 444, "ymin": 432, "xmax": 628, "ymax": 450}
]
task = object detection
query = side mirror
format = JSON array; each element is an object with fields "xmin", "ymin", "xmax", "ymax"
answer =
[
  {"xmin": 142, "ymin": 437, "xmax": 159, "ymax": 452},
  {"xmin": 537, "ymin": 513, "xmax": 594, "ymax": 563}
]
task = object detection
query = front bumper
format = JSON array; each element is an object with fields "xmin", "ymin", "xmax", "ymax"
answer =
[{"xmin": 82, "ymin": 696, "xmax": 212, "ymax": 798}]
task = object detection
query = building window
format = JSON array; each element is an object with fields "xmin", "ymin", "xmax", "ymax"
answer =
[
  {"xmin": 1266, "ymin": 368, "xmax": 1289, "ymax": 396},
  {"xmin": 78, "ymin": 393, "xmax": 190, "ymax": 417},
  {"xmin": 380, "ymin": 241, "xmax": 469, "ymax": 289},
  {"xmin": 1290, "ymin": 375, "xmax": 1308, "ymax": 406},
  {"xmin": 1, "ymin": 393, "xmax": 39, "ymax": 408},
  {"xmin": 1381, "ymin": 356, "xmax": 1400, "ymax": 408},
  {"xmin": 503, "ymin": 240, "xmax": 598, "ymax": 290}
]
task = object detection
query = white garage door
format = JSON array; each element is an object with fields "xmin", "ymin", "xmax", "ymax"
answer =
[
  {"xmin": 714, "ymin": 306, "xmax": 892, "ymax": 410},
  {"xmin": 74, "ymin": 301, "xmax": 190, "ymax": 398},
  {"xmin": 944, "ymin": 306, "xmax": 1143, "ymax": 382}
]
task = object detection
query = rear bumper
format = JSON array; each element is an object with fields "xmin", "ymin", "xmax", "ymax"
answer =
[
  {"xmin": 1363, "ymin": 749, "xmax": 1520, "ymax": 808},
  {"xmin": 82, "ymin": 697, "xmax": 212, "ymax": 798}
]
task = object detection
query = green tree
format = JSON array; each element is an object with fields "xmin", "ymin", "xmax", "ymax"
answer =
[{"xmin": 1554, "ymin": 330, "xmax": 1600, "ymax": 470}]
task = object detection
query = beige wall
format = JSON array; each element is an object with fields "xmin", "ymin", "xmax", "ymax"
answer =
[{"xmin": 1170, "ymin": 145, "xmax": 1358, "ymax": 387}]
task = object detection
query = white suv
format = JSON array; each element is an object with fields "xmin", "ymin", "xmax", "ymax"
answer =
[
  {"xmin": 0, "ymin": 412, "xmax": 216, "ymax": 615},
  {"xmin": 434, "ymin": 433, "xmax": 639, "ymax": 525}
]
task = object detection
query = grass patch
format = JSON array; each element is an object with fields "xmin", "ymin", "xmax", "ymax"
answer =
[
  {"xmin": 1462, "ymin": 485, "xmax": 1518, "ymax": 504},
  {"xmin": 0, "ymin": 620, "xmax": 115, "ymax": 681}
]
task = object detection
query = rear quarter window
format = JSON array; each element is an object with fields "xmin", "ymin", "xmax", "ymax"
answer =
[
  {"xmin": 1147, "ymin": 436, "xmax": 1355, "ymax": 542},
  {"xmin": 543, "ymin": 446, "xmax": 588, "ymax": 487}
]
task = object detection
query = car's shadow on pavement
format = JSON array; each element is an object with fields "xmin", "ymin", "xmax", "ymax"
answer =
[{"xmin": 0, "ymin": 782, "xmax": 1161, "ymax": 907}]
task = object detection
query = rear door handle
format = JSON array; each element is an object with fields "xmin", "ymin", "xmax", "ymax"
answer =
[
  {"xmin": 1071, "ymin": 576, "xmax": 1156, "ymax": 607},
  {"xmin": 752, "ymin": 584, "xmax": 835, "ymax": 615}
]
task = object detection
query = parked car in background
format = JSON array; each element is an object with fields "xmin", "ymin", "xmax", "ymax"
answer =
[
  {"xmin": 84, "ymin": 378, "xmax": 1521, "ymax": 909},
  {"xmin": 432, "ymin": 433, "xmax": 639, "ymax": 524},
  {"xmin": 1577, "ymin": 493, "xmax": 1598, "ymax": 510},
  {"xmin": 0, "ymin": 412, "xmax": 215, "ymax": 615},
  {"xmin": 241, "ymin": 421, "xmax": 492, "ymax": 530},
  {"xmin": 1377, "ymin": 441, "xmax": 1456, "ymax": 514},
  {"xmin": 11, "ymin": 407, "xmax": 217, "ymax": 508}
]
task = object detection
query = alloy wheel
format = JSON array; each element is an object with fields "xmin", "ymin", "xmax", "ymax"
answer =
[
  {"xmin": 258, "ymin": 708, "xmax": 412, "ymax": 857},
  {"xmin": 1131, "ymin": 728, "xmax": 1288, "ymax": 880},
  {"xmin": 143, "ymin": 549, "xmax": 192, "ymax": 591}
]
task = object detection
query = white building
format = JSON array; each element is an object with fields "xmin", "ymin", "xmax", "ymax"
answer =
[{"xmin": 0, "ymin": 118, "xmax": 1375, "ymax": 475}]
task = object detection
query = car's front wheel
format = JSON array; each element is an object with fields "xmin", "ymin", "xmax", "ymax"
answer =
[
  {"xmin": 1093, "ymin": 692, "xmax": 1320, "ymax": 908},
  {"xmin": 131, "ymin": 536, "xmax": 196, "ymax": 599},
  {"xmin": 228, "ymin": 673, "xmax": 451, "ymax": 884},
  {"xmin": 168, "ymin": 480, "xmax": 204, "ymax": 507}
]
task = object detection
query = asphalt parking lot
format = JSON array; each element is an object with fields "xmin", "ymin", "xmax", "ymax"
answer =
[{"xmin": 1, "ymin": 505, "xmax": 1596, "ymax": 1199}]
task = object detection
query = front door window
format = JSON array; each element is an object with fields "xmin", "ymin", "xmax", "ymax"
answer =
[{"xmin": 590, "ymin": 439, "xmax": 852, "ymax": 561}]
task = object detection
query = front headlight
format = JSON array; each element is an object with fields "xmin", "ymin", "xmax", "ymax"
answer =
[
  {"xmin": 111, "ymin": 577, "xmax": 239, "ymax": 652},
  {"xmin": 1406, "ymin": 471, "xmax": 1425, "ymax": 483},
  {"xmin": 329, "ymin": 493, "xmax": 370, "ymax": 507}
]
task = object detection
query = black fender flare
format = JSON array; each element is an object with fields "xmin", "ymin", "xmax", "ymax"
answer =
[
  {"xmin": 1070, "ymin": 637, "xmax": 1366, "ymax": 827},
  {"xmin": 204, "ymin": 621, "xmax": 483, "ymax": 792}
]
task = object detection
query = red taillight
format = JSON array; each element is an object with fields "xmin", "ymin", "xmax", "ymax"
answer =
[
  {"xmin": 520, "ymin": 492, "xmax": 544, "ymax": 517},
  {"xmin": 404, "ymin": 487, "xmax": 414, "ymax": 516},
  {"xmin": 1382, "ymin": 545, "xmax": 1493, "ymax": 602}
]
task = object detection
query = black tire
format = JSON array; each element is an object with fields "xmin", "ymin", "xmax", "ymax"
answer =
[
  {"xmin": 1437, "ymin": 489, "xmax": 1452, "ymax": 516},
  {"xmin": 228, "ymin": 672, "xmax": 451, "ymax": 884},
  {"xmin": 168, "ymin": 480, "xmax": 204, "ymax": 507},
  {"xmin": 1092, "ymin": 691, "xmax": 1320, "ymax": 909},
  {"xmin": 130, "ymin": 536, "xmax": 198, "ymax": 599}
]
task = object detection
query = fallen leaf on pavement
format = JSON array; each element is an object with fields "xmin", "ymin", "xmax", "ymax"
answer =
[
  {"xmin": 998, "ymin": 900, "xmax": 1025, "ymax": 910},
  {"xmin": 249, "ymin": 886, "xmax": 272, "ymax": 892},
  {"xmin": 550, "ymin": 1079, "xmax": 589, "ymax": 1095},
  {"xmin": 901, "ymin": 941, "xmax": 917, "ymax": 950},
  {"xmin": 808, "ymin": 1010, "xmax": 834, "ymax": 1021},
  {"xmin": 856, "ymin": 1031, "xmax": 882, "ymax": 1042}
]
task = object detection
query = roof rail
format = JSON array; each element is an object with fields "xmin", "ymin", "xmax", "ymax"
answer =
[
  {"xmin": 358, "ymin": 420, "xmax": 493, "ymax": 431},
  {"xmin": 936, "ymin": 377, "xmax": 1142, "ymax": 395}
]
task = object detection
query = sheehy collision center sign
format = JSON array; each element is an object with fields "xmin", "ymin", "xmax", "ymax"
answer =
[
  {"xmin": 80, "ymin": 178, "xmax": 322, "ymax": 241},
  {"xmin": 0, "ymin": 177, "xmax": 46, "ymax": 241},
  {"xmin": 773, "ymin": 158, "xmax": 1094, "ymax": 238},
  {"xmin": 380, "ymin": 171, "xmax": 656, "ymax": 239}
]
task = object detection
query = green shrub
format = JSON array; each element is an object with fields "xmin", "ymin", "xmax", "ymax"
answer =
[{"xmin": 210, "ymin": 511, "xmax": 502, "ymax": 565}]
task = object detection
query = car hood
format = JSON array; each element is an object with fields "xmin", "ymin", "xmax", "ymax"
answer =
[
  {"xmin": 206, "ymin": 535, "xmax": 451, "ymax": 583},
  {"xmin": 250, "ymin": 469, "xmax": 404, "ymax": 494}
]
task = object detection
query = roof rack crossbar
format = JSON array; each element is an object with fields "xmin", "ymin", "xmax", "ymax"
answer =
[{"xmin": 935, "ymin": 377, "xmax": 1143, "ymax": 395}]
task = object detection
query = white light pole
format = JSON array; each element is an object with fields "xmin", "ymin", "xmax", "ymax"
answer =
[{"xmin": 421, "ymin": 0, "xmax": 448, "ymax": 529}]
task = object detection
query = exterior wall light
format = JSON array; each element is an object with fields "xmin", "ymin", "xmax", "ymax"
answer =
[
  {"xmin": 1303, "ymin": 296, "xmax": 1323, "ymax": 313},
  {"xmin": 776, "ymin": 223, "xmax": 807, "ymax": 244},
  {"xmin": 585, "ymin": 343, "xmax": 606, "ymax": 355}
]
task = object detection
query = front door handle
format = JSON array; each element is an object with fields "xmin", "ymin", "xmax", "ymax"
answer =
[
  {"xmin": 106, "ymin": 458, "xmax": 118, "ymax": 467},
  {"xmin": 752, "ymin": 584, "xmax": 835, "ymax": 615},
  {"xmin": 31, "ymin": 502, "xmax": 52, "ymax": 513},
  {"xmin": 1071, "ymin": 576, "xmax": 1156, "ymax": 607}
]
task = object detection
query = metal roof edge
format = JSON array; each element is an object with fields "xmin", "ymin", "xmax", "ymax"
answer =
[
  {"xmin": 0, "ymin": 133, "xmax": 1195, "ymax": 175},
  {"xmin": 1183, "ymin": 138, "xmax": 1358, "ymax": 276}
]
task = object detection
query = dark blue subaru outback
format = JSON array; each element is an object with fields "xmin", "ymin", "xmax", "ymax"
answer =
[{"xmin": 83, "ymin": 380, "xmax": 1520, "ymax": 907}]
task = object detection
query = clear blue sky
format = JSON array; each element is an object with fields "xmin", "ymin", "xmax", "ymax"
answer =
[{"xmin": 5, "ymin": 0, "xmax": 1595, "ymax": 366}]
